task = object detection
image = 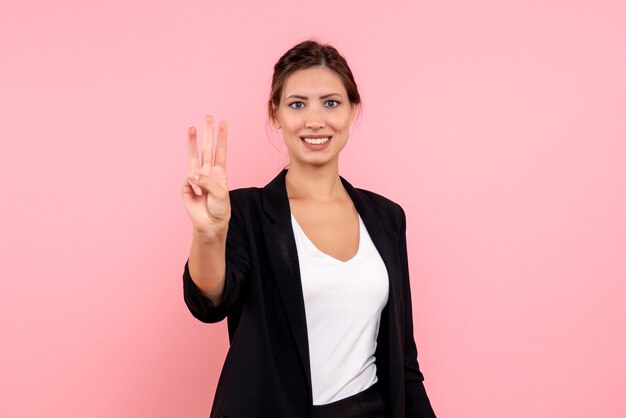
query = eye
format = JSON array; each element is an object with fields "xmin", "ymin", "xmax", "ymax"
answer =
[
  {"xmin": 288, "ymin": 101, "xmax": 305, "ymax": 109},
  {"xmin": 325, "ymin": 99, "xmax": 340, "ymax": 108}
]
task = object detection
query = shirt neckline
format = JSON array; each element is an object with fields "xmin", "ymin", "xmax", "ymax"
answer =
[{"xmin": 290, "ymin": 213, "xmax": 363, "ymax": 264}]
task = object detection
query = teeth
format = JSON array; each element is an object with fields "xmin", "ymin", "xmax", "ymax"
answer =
[{"xmin": 302, "ymin": 137, "xmax": 330, "ymax": 145}]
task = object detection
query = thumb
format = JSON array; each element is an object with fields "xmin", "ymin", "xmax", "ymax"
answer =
[{"xmin": 187, "ymin": 172, "xmax": 228, "ymax": 200}]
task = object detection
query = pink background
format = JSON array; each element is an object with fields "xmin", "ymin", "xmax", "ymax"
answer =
[{"xmin": 2, "ymin": 0, "xmax": 625, "ymax": 417}]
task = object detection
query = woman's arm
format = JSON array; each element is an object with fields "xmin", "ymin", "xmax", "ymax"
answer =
[
  {"xmin": 181, "ymin": 116, "xmax": 231, "ymax": 304},
  {"xmin": 183, "ymin": 196, "xmax": 250, "ymax": 323},
  {"xmin": 398, "ymin": 206, "xmax": 437, "ymax": 417},
  {"xmin": 187, "ymin": 223, "xmax": 227, "ymax": 304}
]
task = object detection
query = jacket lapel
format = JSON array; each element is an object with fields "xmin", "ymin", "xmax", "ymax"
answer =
[
  {"xmin": 261, "ymin": 170, "xmax": 312, "ymax": 393},
  {"xmin": 342, "ymin": 177, "xmax": 404, "ymax": 414},
  {"xmin": 341, "ymin": 177, "xmax": 401, "ymax": 311},
  {"xmin": 259, "ymin": 170, "xmax": 402, "ymax": 407}
]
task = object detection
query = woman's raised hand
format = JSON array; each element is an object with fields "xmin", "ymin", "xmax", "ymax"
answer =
[{"xmin": 182, "ymin": 115, "xmax": 231, "ymax": 240}]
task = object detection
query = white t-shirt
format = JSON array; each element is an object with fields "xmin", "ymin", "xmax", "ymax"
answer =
[{"xmin": 291, "ymin": 213, "xmax": 390, "ymax": 405}]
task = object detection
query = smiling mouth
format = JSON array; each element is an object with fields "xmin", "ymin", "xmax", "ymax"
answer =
[{"xmin": 300, "ymin": 136, "xmax": 332, "ymax": 145}]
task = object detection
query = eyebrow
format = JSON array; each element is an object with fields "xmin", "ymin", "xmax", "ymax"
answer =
[{"xmin": 285, "ymin": 93, "xmax": 343, "ymax": 100}]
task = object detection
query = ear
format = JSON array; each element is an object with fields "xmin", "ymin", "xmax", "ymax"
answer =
[
  {"xmin": 271, "ymin": 104, "xmax": 281, "ymax": 129},
  {"xmin": 349, "ymin": 103, "xmax": 358, "ymax": 125}
]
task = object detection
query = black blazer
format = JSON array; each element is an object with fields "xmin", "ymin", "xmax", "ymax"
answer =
[{"xmin": 183, "ymin": 169, "xmax": 436, "ymax": 418}]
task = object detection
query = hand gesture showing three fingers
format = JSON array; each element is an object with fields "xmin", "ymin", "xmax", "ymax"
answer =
[{"xmin": 182, "ymin": 115, "xmax": 231, "ymax": 239}]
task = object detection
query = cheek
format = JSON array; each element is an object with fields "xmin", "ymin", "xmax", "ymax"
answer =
[
  {"xmin": 328, "ymin": 113, "xmax": 352, "ymax": 130},
  {"xmin": 282, "ymin": 115, "xmax": 304, "ymax": 132}
]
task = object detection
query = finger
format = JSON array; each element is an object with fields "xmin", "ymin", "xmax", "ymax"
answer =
[
  {"xmin": 182, "ymin": 180, "xmax": 201, "ymax": 196},
  {"xmin": 183, "ymin": 175, "xmax": 202, "ymax": 196},
  {"xmin": 202, "ymin": 115, "xmax": 214, "ymax": 168},
  {"xmin": 188, "ymin": 172, "xmax": 228, "ymax": 200},
  {"xmin": 182, "ymin": 181, "xmax": 205, "ymax": 201},
  {"xmin": 188, "ymin": 126, "xmax": 199, "ymax": 173},
  {"xmin": 214, "ymin": 121, "xmax": 228, "ymax": 168},
  {"xmin": 187, "ymin": 175, "xmax": 203, "ymax": 196}
]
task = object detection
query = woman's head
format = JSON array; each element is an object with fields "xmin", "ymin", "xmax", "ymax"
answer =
[
  {"xmin": 269, "ymin": 40, "xmax": 362, "ymax": 168},
  {"xmin": 268, "ymin": 40, "xmax": 361, "ymax": 124}
]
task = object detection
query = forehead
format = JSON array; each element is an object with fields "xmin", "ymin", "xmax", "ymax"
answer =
[{"xmin": 282, "ymin": 66, "xmax": 347, "ymax": 97}]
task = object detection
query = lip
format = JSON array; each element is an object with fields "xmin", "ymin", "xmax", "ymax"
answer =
[
  {"xmin": 300, "ymin": 135, "xmax": 332, "ymax": 150},
  {"xmin": 299, "ymin": 134, "xmax": 333, "ymax": 139}
]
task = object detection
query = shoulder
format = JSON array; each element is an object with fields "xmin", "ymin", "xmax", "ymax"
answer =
[
  {"xmin": 225, "ymin": 188, "xmax": 264, "ymax": 224},
  {"xmin": 350, "ymin": 186, "xmax": 407, "ymax": 229},
  {"xmin": 340, "ymin": 175, "xmax": 403, "ymax": 214},
  {"xmin": 229, "ymin": 186, "xmax": 262, "ymax": 202},
  {"xmin": 354, "ymin": 187, "xmax": 404, "ymax": 212},
  {"xmin": 228, "ymin": 169, "xmax": 286, "ymax": 208}
]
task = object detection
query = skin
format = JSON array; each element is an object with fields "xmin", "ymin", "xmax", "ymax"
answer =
[
  {"xmin": 182, "ymin": 116, "xmax": 230, "ymax": 302},
  {"xmin": 273, "ymin": 66, "xmax": 360, "ymax": 261},
  {"xmin": 273, "ymin": 66, "xmax": 357, "ymax": 172},
  {"xmin": 182, "ymin": 66, "xmax": 360, "ymax": 303}
]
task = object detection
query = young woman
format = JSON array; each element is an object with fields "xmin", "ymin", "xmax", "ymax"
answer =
[{"xmin": 181, "ymin": 40, "xmax": 436, "ymax": 418}]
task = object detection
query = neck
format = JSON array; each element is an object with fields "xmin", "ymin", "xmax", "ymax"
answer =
[{"xmin": 285, "ymin": 161, "xmax": 345, "ymax": 201}]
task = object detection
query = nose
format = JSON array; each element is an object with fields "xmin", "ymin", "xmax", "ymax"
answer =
[{"xmin": 304, "ymin": 107, "xmax": 325, "ymax": 129}]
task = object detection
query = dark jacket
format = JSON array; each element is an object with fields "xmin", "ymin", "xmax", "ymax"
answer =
[{"xmin": 183, "ymin": 169, "xmax": 436, "ymax": 417}]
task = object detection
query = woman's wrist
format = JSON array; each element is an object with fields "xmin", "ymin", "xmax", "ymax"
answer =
[{"xmin": 192, "ymin": 224, "xmax": 228, "ymax": 244}]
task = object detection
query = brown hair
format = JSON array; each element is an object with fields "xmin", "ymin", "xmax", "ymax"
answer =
[{"xmin": 268, "ymin": 39, "xmax": 362, "ymax": 123}]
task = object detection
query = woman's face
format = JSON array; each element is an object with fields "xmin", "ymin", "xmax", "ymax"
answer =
[{"xmin": 273, "ymin": 66, "xmax": 357, "ymax": 169}]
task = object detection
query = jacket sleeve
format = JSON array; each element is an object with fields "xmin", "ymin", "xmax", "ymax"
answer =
[
  {"xmin": 182, "ymin": 195, "xmax": 250, "ymax": 323},
  {"xmin": 398, "ymin": 206, "xmax": 437, "ymax": 417}
]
